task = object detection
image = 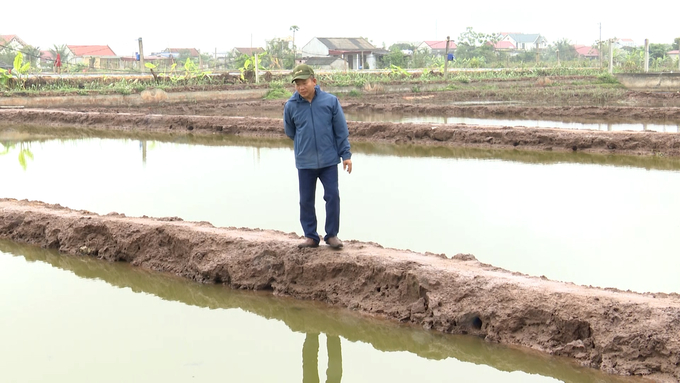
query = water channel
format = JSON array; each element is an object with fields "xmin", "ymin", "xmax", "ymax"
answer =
[
  {"xmin": 1, "ymin": 127, "xmax": 676, "ymax": 382},
  {"xmin": 207, "ymin": 109, "xmax": 680, "ymax": 133},
  {"xmin": 0, "ymin": 241, "xmax": 642, "ymax": 383}
]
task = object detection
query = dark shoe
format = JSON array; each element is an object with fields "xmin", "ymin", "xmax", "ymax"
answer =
[
  {"xmin": 326, "ymin": 236, "xmax": 343, "ymax": 249},
  {"xmin": 298, "ymin": 237, "xmax": 319, "ymax": 248}
]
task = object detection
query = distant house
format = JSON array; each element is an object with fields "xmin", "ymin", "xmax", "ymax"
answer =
[
  {"xmin": 164, "ymin": 48, "xmax": 202, "ymax": 58},
  {"xmin": 490, "ymin": 40, "xmax": 516, "ymax": 51},
  {"xmin": 499, "ymin": 33, "xmax": 547, "ymax": 51},
  {"xmin": 416, "ymin": 40, "xmax": 457, "ymax": 56},
  {"xmin": 417, "ymin": 41, "xmax": 457, "ymax": 55},
  {"xmin": 301, "ymin": 37, "xmax": 386, "ymax": 70},
  {"xmin": 669, "ymin": 50, "xmax": 680, "ymax": 61},
  {"xmin": 615, "ymin": 38, "xmax": 637, "ymax": 49},
  {"xmin": 231, "ymin": 47, "xmax": 265, "ymax": 57},
  {"xmin": 39, "ymin": 50, "xmax": 55, "ymax": 68},
  {"xmin": 67, "ymin": 45, "xmax": 119, "ymax": 69},
  {"xmin": 0, "ymin": 34, "xmax": 28, "ymax": 53},
  {"xmin": 574, "ymin": 45, "xmax": 599, "ymax": 59},
  {"xmin": 302, "ymin": 56, "xmax": 346, "ymax": 70}
]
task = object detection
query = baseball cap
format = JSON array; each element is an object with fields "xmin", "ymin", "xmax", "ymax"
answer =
[{"xmin": 291, "ymin": 64, "xmax": 314, "ymax": 82}]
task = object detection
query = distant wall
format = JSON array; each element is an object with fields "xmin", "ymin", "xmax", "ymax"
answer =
[{"xmin": 615, "ymin": 73, "xmax": 680, "ymax": 91}]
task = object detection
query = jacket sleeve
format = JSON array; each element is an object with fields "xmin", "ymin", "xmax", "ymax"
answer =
[
  {"xmin": 283, "ymin": 101, "xmax": 295, "ymax": 140},
  {"xmin": 332, "ymin": 98, "xmax": 352, "ymax": 161}
]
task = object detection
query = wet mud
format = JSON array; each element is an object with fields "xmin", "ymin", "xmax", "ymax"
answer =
[
  {"xmin": 1, "ymin": 199, "xmax": 679, "ymax": 382},
  {"xmin": 2, "ymin": 107, "xmax": 680, "ymax": 157}
]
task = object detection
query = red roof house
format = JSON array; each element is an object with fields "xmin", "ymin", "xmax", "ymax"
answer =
[
  {"xmin": 67, "ymin": 45, "xmax": 117, "ymax": 57},
  {"xmin": 418, "ymin": 40, "xmax": 458, "ymax": 54},
  {"xmin": 0, "ymin": 34, "xmax": 28, "ymax": 52},
  {"xmin": 490, "ymin": 40, "xmax": 516, "ymax": 50},
  {"xmin": 574, "ymin": 45, "xmax": 599, "ymax": 59},
  {"xmin": 66, "ymin": 45, "xmax": 119, "ymax": 69}
]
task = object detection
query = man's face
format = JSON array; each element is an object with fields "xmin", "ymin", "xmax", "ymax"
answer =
[{"xmin": 294, "ymin": 77, "xmax": 317, "ymax": 100}]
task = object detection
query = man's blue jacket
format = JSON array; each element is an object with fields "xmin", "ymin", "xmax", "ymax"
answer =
[{"xmin": 284, "ymin": 85, "xmax": 352, "ymax": 170}]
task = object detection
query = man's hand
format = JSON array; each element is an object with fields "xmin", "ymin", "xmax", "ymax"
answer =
[{"xmin": 343, "ymin": 159, "xmax": 352, "ymax": 174}]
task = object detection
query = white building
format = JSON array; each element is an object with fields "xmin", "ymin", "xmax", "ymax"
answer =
[{"xmin": 300, "ymin": 37, "xmax": 385, "ymax": 70}]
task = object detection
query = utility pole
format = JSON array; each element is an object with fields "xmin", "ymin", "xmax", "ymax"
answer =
[
  {"xmin": 609, "ymin": 39, "xmax": 614, "ymax": 74},
  {"xmin": 444, "ymin": 36, "xmax": 450, "ymax": 79},
  {"xmin": 599, "ymin": 23, "xmax": 602, "ymax": 69},
  {"xmin": 138, "ymin": 37, "xmax": 145, "ymax": 73},
  {"xmin": 556, "ymin": 49, "xmax": 560, "ymax": 66},
  {"xmin": 255, "ymin": 53, "xmax": 259, "ymax": 84},
  {"xmin": 644, "ymin": 39, "xmax": 650, "ymax": 72},
  {"xmin": 535, "ymin": 40, "xmax": 540, "ymax": 64}
]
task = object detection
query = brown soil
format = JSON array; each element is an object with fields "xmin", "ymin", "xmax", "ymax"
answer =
[
  {"xmin": 3, "ymin": 84, "xmax": 680, "ymax": 381},
  {"xmin": 2, "ymin": 106, "xmax": 680, "ymax": 157},
  {"xmin": 1, "ymin": 199, "xmax": 678, "ymax": 382}
]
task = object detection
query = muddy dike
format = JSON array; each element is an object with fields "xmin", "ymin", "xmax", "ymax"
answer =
[
  {"xmin": 1, "ymin": 199, "xmax": 679, "ymax": 381},
  {"xmin": 2, "ymin": 108, "xmax": 680, "ymax": 157}
]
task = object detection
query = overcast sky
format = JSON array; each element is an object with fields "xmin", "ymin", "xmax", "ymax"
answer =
[{"xmin": 3, "ymin": 0, "xmax": 677, "ymax": 57}]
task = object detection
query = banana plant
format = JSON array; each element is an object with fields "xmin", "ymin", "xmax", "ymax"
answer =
[
  {"xmin": 0, "ymin": 52, "xmax": 31, "ymax": 89},
  {"xmin": 13, "ymin": 52, "xmax": 31, "ymax": 87},
  {"xmin": 0, "ymin": 142, "xmax": 34, "ymax": 170},
  {"xmin": 0, "ymin": 68, "xmax": 10, "ymax": 89}
]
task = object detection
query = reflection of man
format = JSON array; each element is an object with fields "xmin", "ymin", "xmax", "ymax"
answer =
[{"xmin": 303, "ymin": 333, "xmax": 342, "ymax": 383}]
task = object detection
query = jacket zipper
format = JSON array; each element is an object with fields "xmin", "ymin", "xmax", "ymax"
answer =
[{"xmin": 309, "ymin": 98, "xmax": 320, "ymax": 168}]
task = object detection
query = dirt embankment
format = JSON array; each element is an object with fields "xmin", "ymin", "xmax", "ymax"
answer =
[
  {"xmin": 1, "ymin": 199, "xmax": 679, "ymax": 382},
  {"xmin": 2, "ymin": 108, "xmax": 680, "ymax": 157}
]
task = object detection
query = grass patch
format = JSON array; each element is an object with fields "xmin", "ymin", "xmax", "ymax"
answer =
[
  {"xmin": 596, "ymin": 73, "xmax": 620, "ymax": 84},
  {"xmin": 264, "ymin": 84, "xmax": 292, "ymax": 100}
]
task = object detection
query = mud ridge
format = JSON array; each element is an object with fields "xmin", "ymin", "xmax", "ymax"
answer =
[
  {"xmin": 2, "ymin": 108, "xmax": 680, "ymax": 157},
  {"xmin": 1, "ymin": 198, "xmax": 679, "ymax": 382}
]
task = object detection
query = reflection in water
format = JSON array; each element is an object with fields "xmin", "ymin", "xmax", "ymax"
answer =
[
  {"xmin": 0, "ymin": 240, "xmax": 642, "ymax": 383},
  {"xmin": 303, "ymin": 333, "xmax": 342, "ymax": 383},
  {"xmin": 140, "ymin": 140, "xmax": 147, "ymax": 164},
  {"xmin": 0, "ymin": 141, "xmax": 34, "ymax": 170},
  {"xmin": 202, "ymin": 108, "xmax": 680, "ymax": 133},
  {"xmin": 347, "ymin": 114, "xmax": 680, "ymax": 133},
  {"xmin": 3, "ymin": 125, "xmax": 680, "ymax": 172}
]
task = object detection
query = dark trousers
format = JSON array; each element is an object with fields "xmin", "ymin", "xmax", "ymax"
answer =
[
  {"xmin": 303, "ymin": 333, "xmax": 343, "ymax": 383},
  {"xmin": 298, "ymin": 165, "xmax": 340, "ymax": 243}
]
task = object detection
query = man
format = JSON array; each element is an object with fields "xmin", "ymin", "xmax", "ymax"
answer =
[{"xmin": 284, "ymin": 64, "xmax": 352, "ymax": 249}]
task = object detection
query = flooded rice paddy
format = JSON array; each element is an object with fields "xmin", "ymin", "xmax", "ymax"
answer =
[
  {"xmin": 209, "ymin": 109, "xmax": 680, "ymax": 132},
  {"xmin": 1, "ymin": 126, "xmax": 676, "ymax": 382}
]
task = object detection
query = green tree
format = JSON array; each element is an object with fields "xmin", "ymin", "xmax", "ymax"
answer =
[
  {"xmin": 672, "ymin": 38, "xmax": 680, "ymax": 51},
  {"xmin": 649, "ymin": 43, "xmax": 672, "ymax": 60},
  {"xmin": 455, "ymin": 27, "xmax": 498, "ymax": 64},
  {"xmin": 266, "ymin": 38, "xmax": 293, "ymax": 69},
  {"xmin": 410, "ymin": 47, "xmax": 435, "ymax": 68},
  {"xmin": 549, "ymin": 38, "xmax": 578, "ymax": 61},
  {"xmin": 380, "ymin": 44, "xmax": 413, "ymax": 68},
  {"xmin": 49, "ymin": 44, "xmax": 71, "ymax": 67},
  {"xmin": 20, "ymin": 45, "xmax": 41, "ymax": 68}
]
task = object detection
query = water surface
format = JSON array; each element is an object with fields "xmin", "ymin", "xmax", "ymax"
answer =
[
  {"xmin": 1, "ymin": 132, "xmax": 678, "ymax": 294},
  {"xmin": 0, "ymin": 240, "xmax": 642, "ymax": 383}
]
